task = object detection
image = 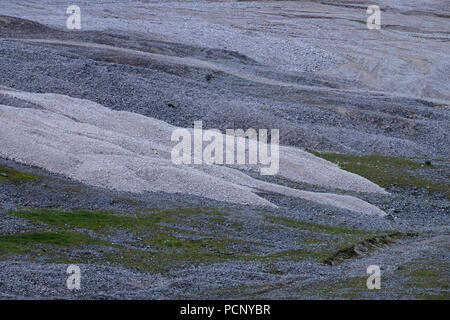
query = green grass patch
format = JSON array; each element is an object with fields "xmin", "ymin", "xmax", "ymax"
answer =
[
  {"xmin": 256, "ymin": 248, "xmax": 330, "ymax": 262},
  {"xmin": 301, "ymin": 275, "xmax": 371, "ymax": 299},
  {"xmin": 263, "ymin": 263, "xmax": 283, "ymax": 275},
  {"xmin": 0, "ymin": 231, "xmax": 102, "ymax": 255},
  {"xmin": 398, "ymin": 259, "xmax": 450, "ymax": 291},
  {"xmin": 264, "ymin": 215, "xmax": 398, "ymax": 263},
  {"xmin": 395, "ymin": 257, "xmax": 450, "ymax": 299},
  {"xmin": 9, "ymin": 207, "xmax": 227, "ymax": 232},
  {"xmin": 308, "ymin": 151, "xmax": 449, "ymax": 198},
  {"xmin": 9, "ymin": 208, "xmax": 236, "ymax": 253},
  {"xmin": 264, "ymin": 215, "xmax": 384, "ymax": 237},
  {"xmin": 6, "ymin": 208, "xmax": 255, "ymax": 272},
  {"xmin": 11, "ymin": 209, "xmax": 135, "ymax": 231},
  {"xmin": 205, "ymin": 282, "xmax": 288, "ymax": 299},
  {"xmin": 102, "ymin": 245, "xmax": 239, "ymax": 273}
]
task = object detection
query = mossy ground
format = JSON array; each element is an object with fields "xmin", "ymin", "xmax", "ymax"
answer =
[
  {"xmin": 395, "ymin": 257, "xmax": 450, "ymax": 300},
  {"xmin": 0, "ymin": 165, "xmax": 39, "ymax": 182},
  {"xmin": 225, "ymin": 257, "xmax": 449, "ymax": 299},
  {"xmin": 1, "ymin": 162, "xmax": 446, "ymax": 298},
  {"xmin": 292, "ymin": 275, "xmax": 372, "ymax": 299},
  {"xmin": 324, "ymin": 257, "xmax": 450, "ymax": 300},
  {"xmin": 2, "ymin": 207, "xmax": 398, "ymax": 273},
  {"xmin": 264, "ymin": 215, "xmax": 397, "ymax": 263},
  {"xmin": 4, "ymin": 208, "xmax": 250, "ymax": 273},
  {"xmin": 0, "ymin": 231, "xmax": 104, "ymax": 255},
  {"xmin": 308, "ymin": 152, "xmax": 449, "ymax": 199}
]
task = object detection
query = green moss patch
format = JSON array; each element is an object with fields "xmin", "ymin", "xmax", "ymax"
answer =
[
  {"xmin": 257, "ymin": 248, "xmax": 330, "ymax": 262},
  {"xmin": 6, "ymin": 208, "xmax": 254, "ymax": 272},
  {"xmin": 264, "ymin": 215, "xmax": 401, "ymax": 264},
  {"xmin": 396, "ymin": 258, "xmax": 450, "ymax": 299},
  {"xmin": 300, "ymin": 275, "xmax": 372, "ymax": 299},
  {"xmin": 9, "ymin": 207, "xmax": 226, "ymax": 232},
  {"xmin": 265, "ymin": 215, "xmax": 381, "ymax": 237},
  {"xmin": 0, "ymin": 231, "xmax": 103, "ymax": 255},
  {"xmin": 0, "ymin": 165, "xmax": 39, "ymax": 182}
]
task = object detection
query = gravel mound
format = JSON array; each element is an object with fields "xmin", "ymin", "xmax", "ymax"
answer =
[{"xmin": 0, "ymin": 88, "xmax": 386, "ymax": 215}]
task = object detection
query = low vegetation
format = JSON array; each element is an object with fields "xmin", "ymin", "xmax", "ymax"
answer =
[
  {"xmin": 3, "ymin": 207, "xmax": 399, "ymax": 272},
  {"xmin": 0, "ymin": 231, "xmax": 103, "ymax": 254},
  {"xmin": 264, "ymin": 215, "xmax": 403, "ymax": 264},
  {"xmin": 4, "ymin": 208, "xmax": 253, "ymax": 272}
]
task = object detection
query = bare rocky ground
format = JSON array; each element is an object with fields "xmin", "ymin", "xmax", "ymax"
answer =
[{"xmin": 0, "ymin": 1, "xmax": 449, "ymax": 299}]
